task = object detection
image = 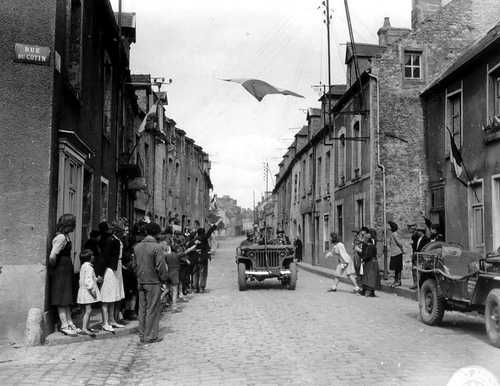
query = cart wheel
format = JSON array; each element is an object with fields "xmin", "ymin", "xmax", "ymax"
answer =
[
  {"xmin": 419, "ymin": 279, "xmax": 445, "ymax": 325},
  {"xmin": 485, "ymin": 289, "xmax": 500, "ymax": 348},
  {"xmin": 288, "ymin": 262, "xmax": 297, "ymax": 290},
  {"xmin": 238, "ymin": 263, "xmax": 247, "ymax": 291}
]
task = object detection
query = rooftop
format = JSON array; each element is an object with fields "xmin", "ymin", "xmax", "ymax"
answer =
[
  {"xmin": 422, "ymin": 22, "xmax": 500, "ymax": 95},
  {"xmin": 345, "ymin": 43, "xmax": 383, "ymax": 64}
]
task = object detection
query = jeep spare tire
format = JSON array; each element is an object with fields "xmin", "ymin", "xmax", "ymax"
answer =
[
  {"xmin": 485, "ymin": 289, "xmax": 500, "ymax": 348},
  {"xmin": 419, "ymin": 279, "xmax": 444, "ymax": 325},
  {"xmin": 238, "ymin": 263, "xmax": 247, "ymax": 291},
  {"xmin": 288, "ymin": 262, "xmax": 297, "ymax": 290}
]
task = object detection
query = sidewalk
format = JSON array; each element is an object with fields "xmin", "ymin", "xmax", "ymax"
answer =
[
  {"xmin": 43, "ymin": 294, "xmax": 194, "ymax": 346},
  {"xmin": 297, "ymin": 262, "xmax": 417, "ymax": 301}
]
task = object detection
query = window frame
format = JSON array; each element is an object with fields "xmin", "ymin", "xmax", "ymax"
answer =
[
  {"xmin": 404, "ymin": 50, "xmax": 423, "ymax": 80},
  {"xmin": 445, "ymin": 87, "xmax": 463, "ymax": 153},
  {"xmin": 354, "ymin": 193, "xmax": 366, "ymax": 230},
  {"xmin": 487, "ymin": 62, "xmax": 500, "ymax": 119},
  {"xmin": 337, "ymin": 127, "xmax": 346, "ymax": 186},
  {"xmin": 468, "ymin": 179, "xmax": 485, "ymax": 251},
  {"xmin": 351, "ymin": 117, "xmax": 362, "ymax": 179}
]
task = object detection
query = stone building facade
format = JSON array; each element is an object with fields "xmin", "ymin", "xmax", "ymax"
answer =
[
  {"xmin": 0, "ymin": 0, "xmax": 138, "ymax": 343},
  {"xmin": 422, "ymin": 22, "xmax": 500, "ymax": 255},
  {"xmin": 273, "ymin": 0, "xmax": 500, "ymax": 270},
  {"xmin": 0, "ymin": 1, "xmax": 212, "ymax": 343}
]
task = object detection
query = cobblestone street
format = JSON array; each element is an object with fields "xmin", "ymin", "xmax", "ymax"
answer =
[{"xmin": 1, "ymin": 237, "xmax": 499, "ymax": 386}]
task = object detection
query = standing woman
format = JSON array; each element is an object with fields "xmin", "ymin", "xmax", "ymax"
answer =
[
  {"xmin": 388, "ymin": 221, "xmax": 405, "ymax": 287},
  {"xmin": 49, "ymin": 213, "xmax": 80, "ymax": 336},
  {"xmin": 99, "ymin": 222, "xmax": 125, "ymax": 332},
  {"xmin": 360, "ymin": 229, "xmax": 379, "ymax": 297}
]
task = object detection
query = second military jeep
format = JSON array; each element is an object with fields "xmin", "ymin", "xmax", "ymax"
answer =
[
  {"xmin": 416, "ymin": 241, "xmax": 500, "ymax": 348},
  {"xmin": 235, "ymin": 244, "xmax": 297, "ymax": 290}
]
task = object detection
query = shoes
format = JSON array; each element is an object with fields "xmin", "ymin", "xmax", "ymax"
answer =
[
  {"xmin": 326, "ymin": 288, "xmax": 337, "ymax": 292},
  {"xmin": 111, "ymin": 322, "xmax": 125, "ymax": 328},
  {"xmin": 60, "ymin": 327, "xmax": 78, "ymax": 336},
  {"xmin": 102, "ymin": 324, "xmax": 115, "ymax": 333},
  {"xmin": 68, "ymin": 325, "xmax": 82, "ymax": 334},
  {"xmin": 409, "ymin": 285, "xmax": 417, "ymax": 290},
  {"xmin": 82, "ymin": 330, "xmax": 96, "ymax": 338},
  {"xmin": 358, "ymin": 290, "xmax": 366, "ymax": 296},
  {"xmin": 353, "ymin": 287, "xmax": 361, "ymax": 293},
  {"xmin": 144, "ymin": 337, "xmax": 163, "ymax": 344},
  {"xmin": 390, "ymin": 281, "xmax": 401, "ymax": 288},
  {"xmin": 365, "ymin": 291, "xmax": 376, "ymax": 297}
]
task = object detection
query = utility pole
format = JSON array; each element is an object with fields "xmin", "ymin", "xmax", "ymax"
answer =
[{"xmin": 321, "ymin": 0, "xmax": 333, "ymax": 130}]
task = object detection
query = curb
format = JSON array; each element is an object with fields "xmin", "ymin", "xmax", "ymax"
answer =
[
  {"xmin": 44, "ymin": 321, "xmax": 139, "ymax": 346},
  {"xmin": 297, "ymin": 262, "xmax": 417, "ymax": 301}
]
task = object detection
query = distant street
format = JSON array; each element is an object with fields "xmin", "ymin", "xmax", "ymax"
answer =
[{"xmin": 1, "ymin": 237, "xmax": 499, "ymax": 386}]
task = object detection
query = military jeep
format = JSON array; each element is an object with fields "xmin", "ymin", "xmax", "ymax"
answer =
[
  {"xmin": 235, "ymin": 244, "xmax": 297, "ymax": 290},
  {"xmin": 416, "ymin": 241, "xmax": 500, "ymax": 348}
]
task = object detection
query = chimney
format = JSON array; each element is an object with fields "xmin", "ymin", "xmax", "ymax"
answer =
[
  {"xmin": 377, "ymin": 17, "xmax": 411, "ymax": 47},
  {"xmin": 377, "ymin": 17, "xmax": 392, "ymax": 46},
  {"xmin": 412, "ymin": 0, "xmax": 442, "ymax": 29}
]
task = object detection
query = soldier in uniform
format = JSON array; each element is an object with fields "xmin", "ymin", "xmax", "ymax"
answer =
[{"xmin": 240, "ymin": 231, "xmax": 254, "ymax": 247}]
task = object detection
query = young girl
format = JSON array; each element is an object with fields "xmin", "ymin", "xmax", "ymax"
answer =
[
  {"xmin": 325, "ymin": 232, "xmax": 361, "ymax": 293},
  {"xmin": 77, "ymin": 249, "xmax": 102, "ymax": 337}
]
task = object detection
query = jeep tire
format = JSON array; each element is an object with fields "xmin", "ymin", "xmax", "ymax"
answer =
[
  {"xmin": 419, "ymin": 279, "xmax": 445, "ymax": 325},
  {"xmin": 238, "ymin": 263, "xmax": 247, "ymax": 291},
  {"xmin": 288, "ymin": 262, "xmax": 297, "ymax": 290},
  {"xmin": 485, "ymin": 289, "xmax": 500, "ymax": 348}
]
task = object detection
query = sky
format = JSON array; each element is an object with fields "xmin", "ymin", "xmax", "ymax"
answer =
[{"xmin": 111, "ymin": 0, "xmax": 411, "ymax": 209}]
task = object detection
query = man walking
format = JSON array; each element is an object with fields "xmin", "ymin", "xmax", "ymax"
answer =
[{"xmin": 134, "ymin": 222, "xmax": 168, "ymax": 344}]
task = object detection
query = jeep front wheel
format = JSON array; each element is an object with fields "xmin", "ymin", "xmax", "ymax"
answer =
[
  {"xmin": 485, "ymin": 289, "xmax": 500, "ymax": 348},
  {"xmin": 419, "ymin": 279, "xmax": 444, "ymax": 325},
  {"xmin": 288, "ymin": 262, "xmax": 297, "ymax": 290},
  {"xmin": 238, "ymin": 263, "xmax": 247, "ymax": 291}
]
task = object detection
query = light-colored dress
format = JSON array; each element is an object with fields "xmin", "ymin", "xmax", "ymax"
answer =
[
  {"xmin": 77, "ymin": 262, "xmax": 102, "ymax": 304},
  {"xmin": 327, "ymin": 242, "xmax": 356, "ymax": 276},
  {"xmin": 100, "ymin": 236, "xmax": 126, "ymax": 303}
]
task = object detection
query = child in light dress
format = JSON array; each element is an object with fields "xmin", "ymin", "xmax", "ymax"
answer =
[
  {"xmin": 77, "ymin": 249, "xmax": 102, "ymax": 337},
  {"xmin": 325, "ymin": 232, "xmax": 361, "ymax": 293}
]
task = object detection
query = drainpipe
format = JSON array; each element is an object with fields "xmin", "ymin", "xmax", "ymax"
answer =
[{"xmin": 369, "ymin": 73, "xmax": 388, "ymax": 280}]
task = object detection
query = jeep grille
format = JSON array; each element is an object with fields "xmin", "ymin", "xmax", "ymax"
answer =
[{"xmin": 255, "ymin": 250, "xmax": 280, "ymax": 268}]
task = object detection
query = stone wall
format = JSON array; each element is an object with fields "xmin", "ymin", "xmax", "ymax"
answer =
[{"xmin": 0, "ymin": 0, "xmax": 58, "ymax": 343}]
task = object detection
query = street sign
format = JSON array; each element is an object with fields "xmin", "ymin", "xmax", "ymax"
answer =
[{"xmin": 14, "ymin": 43, "xmax": 51, "ymax": 66}]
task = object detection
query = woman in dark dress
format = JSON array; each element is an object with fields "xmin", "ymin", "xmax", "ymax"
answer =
[
  {"xmin": 360, "ymin": 228, "xmax": 380, "ymax": 297},
  {"xmin": 49, "ymin": 213, "xmax": 79, "ymax": 336}
]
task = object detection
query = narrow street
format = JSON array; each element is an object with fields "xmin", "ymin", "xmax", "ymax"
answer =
[{"xmin": 0, "ymin": 237, "xmax": 498, "ymax": 385}]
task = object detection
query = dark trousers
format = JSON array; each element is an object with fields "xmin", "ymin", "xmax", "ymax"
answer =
[
  {"xmin": 137, "ymin": 283, "xmax": 162, "ymax": 342},
  {"xmin": 192, "ymin": 261, "xmax": 208, "ymax": 291}
]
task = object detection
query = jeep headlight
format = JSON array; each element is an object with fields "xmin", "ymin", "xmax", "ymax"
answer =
[
  {"xmin": 248, "ymin": 251, "xmax": 255, "ymax": 258},
  {"xmin": 279, "ymin": 251, "xmax": 286, "ymax": 257}
]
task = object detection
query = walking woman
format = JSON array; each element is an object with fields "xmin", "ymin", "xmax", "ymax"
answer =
[
  {"xmin": 325, "ymin": 232, "xmax": 361, "ymax": 293},
  {"xmin": 49, "ymin": 213, "xmax": 80, "ymax": 336},
  {"xmin": 388, "ymin": 221, "xmax": 405, "ymax": 287},
  {"xmin": 360, "ymin": 229, "xmax": 379, "ymax": 297}
]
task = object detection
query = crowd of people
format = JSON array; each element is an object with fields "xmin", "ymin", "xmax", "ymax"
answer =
[
  {"xmin": 324, "ymin": 215, "xmax": 444, "ymax": 296},
  {"xmin": 48, "ymin": 213, "xmax": 221, "ymax": 343}
]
